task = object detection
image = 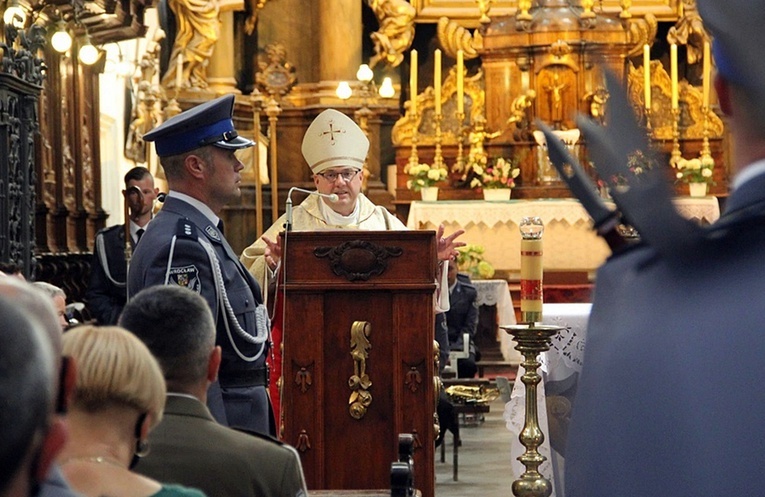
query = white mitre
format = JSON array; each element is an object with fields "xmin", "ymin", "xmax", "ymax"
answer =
[{"xmin": 301, "ymin": 109, "xmax": 369, "ymax": 174}]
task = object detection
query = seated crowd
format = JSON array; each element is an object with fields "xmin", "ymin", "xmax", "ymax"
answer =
[{"xmin": 0, "ymin": 270, "xmax": 308, "ymax": 497}]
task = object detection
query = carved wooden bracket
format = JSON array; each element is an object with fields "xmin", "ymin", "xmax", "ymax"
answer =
[
  {"xmin": 294, "ymin": 362, "xmax": 314, "ymax": 393},
  {"xmin": 314, "ymin": 240, "xmax": 403, "ymax": 281},
  {"xmin": 296, "ymin": 429, "xmax": 312, "ymax": 453}
]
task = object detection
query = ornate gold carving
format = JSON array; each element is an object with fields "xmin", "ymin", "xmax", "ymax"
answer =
[
  {"xmin": 627, "ymin": 62, "xmax": 723, "ymax": 140},
  {"xmin": 476, "ymin": 0, "xmax": 493, "ymax": 23},
  {"xmin": 366, "ymin": 0, "xmax": 417, "ymax": 68},
  {"xmin": 508, "ymin": 89, "xmax": 537, "ymax": 141},
  {"xmin": 296, "ymin": 430, "xmax": 311, "ymax": 452},
  {"xmin": 437, "ymin": 16, "xmax": 482, "ymax": 60},
  {"xmin": 392, "ymin": 67, "xmax": 485, "ymax": 146},
  {"xmin": 314, "ymin": 240, "xmax": 403, "ymax": 281},
  {"xmin": 255, "ymin": 43, "xmax": 297, "ymax": 98},
  {"xmin": 550, "ymin": 40, "xmax": 572, "ymax": 59},
  {"xmin": 626, "ymin": 14, "xmax": 658, "ymax": 58},
  {"xmin": 667, "ymin": 0, "xmax": 708, "ymax": 65},
  {"xmin": 126, "ymin": 31, "xmax": 165, "ymax": 164},
  {"xmin": 244, "ymin": 0, "xmax": 270, "ymax": 36},
  {"xmin": 348, "ymin": 321, "xmax": 372, "ymax": 420},
  {"xmin": 162, "ymin": 0, "xmax": 220, "ymax": 91},
  {"xmin": 619, "ymin": 0, "xmax": 632, "ymax": 18}
]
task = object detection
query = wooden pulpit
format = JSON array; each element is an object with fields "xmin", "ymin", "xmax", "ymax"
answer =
[{"xmin": 280, "ymin": 230, "xmax": 437, "ymax": 497}]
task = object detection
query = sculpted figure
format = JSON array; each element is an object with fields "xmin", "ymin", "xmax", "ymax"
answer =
[
  {"xmin": 367, "ymin": 0, "xmax": 416, "ymax": 68},
  {"xmin": 162, "ymin": 0, "xmax": 220, "ymax": 90}
]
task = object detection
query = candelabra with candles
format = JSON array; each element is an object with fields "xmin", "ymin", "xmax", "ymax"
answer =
[
  {"xmin": 699, "ymin": 107, "xmax": 712, "ymax": 163},
  {"xmin": 502, "ymin": 217, "xmax": 562, "ymax": 497},
  {"xmin": 432, "ymin": 49, "xmax": 446, "ymax": 170}
]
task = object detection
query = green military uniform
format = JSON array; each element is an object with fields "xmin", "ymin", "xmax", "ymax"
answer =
[{"xmin": 135, "ymin": 395, "xmax": 307, "ymax": 497}]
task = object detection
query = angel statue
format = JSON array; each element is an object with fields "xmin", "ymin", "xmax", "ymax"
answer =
[{"xmin": 367, "ymin": 0, "xmax": 416, "ymax": 68}]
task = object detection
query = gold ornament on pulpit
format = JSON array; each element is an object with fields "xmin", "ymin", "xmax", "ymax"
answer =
[{"xmin": 476, "ymin": 0, "xmax": 493, "ymax": 24}]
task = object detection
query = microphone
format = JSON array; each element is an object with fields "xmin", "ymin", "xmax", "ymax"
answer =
[{"xmin": 285, "ymin": 187, "xmax": 339, "ymax": 232}]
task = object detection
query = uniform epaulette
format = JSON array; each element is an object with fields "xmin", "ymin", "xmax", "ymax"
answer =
[
  {"xmin": 177, "ymin": 219, "xmax": 197, "ymax": 239},
  {"xmin": 100, "ymin": 224, "xmax": 124, "ymax": 235},
  {"xmin": 232, "ymin": 426, "xmax": 285, "ymax": 446}
]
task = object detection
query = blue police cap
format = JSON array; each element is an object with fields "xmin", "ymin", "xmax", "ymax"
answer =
[{"xmin": 143, "ymin": 94, "xmax": 254, "ymax": 157}]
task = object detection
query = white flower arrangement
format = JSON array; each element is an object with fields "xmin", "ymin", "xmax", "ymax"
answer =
[
  {"xmin": 404, "ymin": 162, "xmax": 448, "ymax": 192},
  {"xmin": 675, "ymin": 156, "xmax": 715, "ymax": 185}
]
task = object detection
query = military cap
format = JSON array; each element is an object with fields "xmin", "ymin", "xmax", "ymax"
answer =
[
  {"xmin": 697, "ymin": 0, "xmax": 765, "ymax": 114},
  {"xmin": 143, "ymin": 94, "xmax": 254, "ymax": 157},
  {"xmin": 301, "ymin": 109, "xmax": 368, "ymax": 174}
]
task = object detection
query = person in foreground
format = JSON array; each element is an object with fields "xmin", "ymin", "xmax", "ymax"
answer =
[
  {"xmin": 0, "ymin": 295, "xmax": 61, "ymax": 497},
  {"xmin": 563, "ymin": 1, "xmax": 765, "ymax": 495},
  {"xmin": 129, "ymin": 94, "xmax": 272, "ymax": 435},
  {"xmin": 58, "ymin": 325, "xmax": 205, "ymax": 497},
  {"xmin": 120, "ymin": 285, "xmax": 307, "ymax": 497}
]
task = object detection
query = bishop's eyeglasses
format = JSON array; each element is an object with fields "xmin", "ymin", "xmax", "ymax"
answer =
[{"xmin": 316, "ymin": 169, "xmax": 361, "ymax": 182}]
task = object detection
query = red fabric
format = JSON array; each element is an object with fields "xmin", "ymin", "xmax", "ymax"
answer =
[{"xmin": 267, "ymin": 296, "xmax": 284, "ymax": 437}]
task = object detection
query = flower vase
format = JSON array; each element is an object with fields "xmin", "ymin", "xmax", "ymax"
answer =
[
  {"xmin": 483, "ymin": 188, "xmax": 512, "ymax": 201},
  {"xmin": 689, "ymin": 182, "xmax": 708, "ymax": 198},
  {"xmin": 420, "ymin": 186, "xmax": 439, "ymax": 201}
]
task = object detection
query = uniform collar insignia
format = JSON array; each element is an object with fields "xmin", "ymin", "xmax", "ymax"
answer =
[{"xmin": 205, "ymin": 225, "xmax": 221, "ymax": 242}]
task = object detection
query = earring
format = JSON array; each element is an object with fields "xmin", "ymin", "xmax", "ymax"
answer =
[{"xmin": 135, "ymin": 438, "xmax": 150, "ymax": 458}]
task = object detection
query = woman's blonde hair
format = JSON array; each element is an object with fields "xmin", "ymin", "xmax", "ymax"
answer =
[{"xmin": 62, "ymin": 325, "xmax": 165, "ymax": 428}]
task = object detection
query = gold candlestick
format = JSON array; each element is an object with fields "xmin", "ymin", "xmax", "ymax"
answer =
[
  {"xmin": 265, "ymin": 96, "xmax": 282, "ymax": 223},
  {"xmin": 503, "ymin": 323, "xmax": 563, "ymax": 497},
  {"xmin": 408, "ymin": 113, "xmax": 420, "ymax": 170},
  {"xmin": 454, "ymin": 111, "xmax": 466, "ymax": 173},
  {"xmin": 670, "ymin": 107, "xmax": 682, "ymax": 167},
  {"xmin": 700, "ymin": 106, "xmax": 712, "ymax": 162},
  {"xmin": 433, "ymin": 113, "xmax": 445, "ymax": 170},
  {"xmin": 644, "ymin": 107, "xmax": 653, "ymax": 138}
]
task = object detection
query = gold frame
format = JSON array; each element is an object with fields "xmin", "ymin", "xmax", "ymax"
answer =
[{"xmin": 412, "ymin": 0, "xmax": 682, "ymax": 24}]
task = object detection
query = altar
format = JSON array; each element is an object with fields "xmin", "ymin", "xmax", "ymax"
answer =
[{"xmin": 407, "ymin": 198, "xmax": 721, "ymax": 274}]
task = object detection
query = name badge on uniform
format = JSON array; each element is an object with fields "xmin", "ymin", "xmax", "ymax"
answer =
[
  {"xmin": 205, "ymin": 225, "xmax": 221, "ymax": 241},
  {"xmin": 168, "ymin": 265, "xmax": 201, "ymax": 293}
]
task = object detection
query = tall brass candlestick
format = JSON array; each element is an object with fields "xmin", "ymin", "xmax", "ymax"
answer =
[
  {"xmin": 433, "ymin": 113, "xmax": 445, "ymax": 170},
  {"xmin": 502, "ymin": 322, "xmax": 563, "ymax": 497},
  {"xmin": 455, "ymin": 111, "xmax": 466, "ymax": 173},
  {"xmin": 408, "ymin": 113, "xmax": 420, "ymax": 170},
  {"xmin": 700, "ymin": 106, "xmax": 712, "ymax": 162},
  {"xmin": 520, "ymin": 217, "xmax": 544, "ymax": 324},
  {"xmin": 670, "ymin": 107, "xmax": 682, "ymax": 167},
  {"xmin": 265, "ymin": 97, "xmax": 282, "ymax": 222}
]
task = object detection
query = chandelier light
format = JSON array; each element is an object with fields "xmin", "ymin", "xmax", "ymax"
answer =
[
  {"xmin": 378, "ymin": 77, "xmax": 395, "ymax": 98},
  {"xmin": 335, "ymin": 81, "xmax": 352, "ymax": 100},
  {"xmin": 78, "ymin": 36, "xmax": 99, "ymax": 65},
  {"xmin": 3, "ymin": 0, "xmax": 27, "ymax": 28},
  {"xmin": 51, "ymin": 23, "xmax": 72, "ymax": 53}
]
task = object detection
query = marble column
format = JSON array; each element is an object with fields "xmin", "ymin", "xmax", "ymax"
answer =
[
  {"xmin": 207, "ymin": 0, "xmax": 242, "ymax": 95},
  {"xmin": 318, "ymin": 0, "xmax": 362, "ymax": 82}
]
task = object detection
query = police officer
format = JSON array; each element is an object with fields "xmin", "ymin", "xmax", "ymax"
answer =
[
  {"xmin": 128, "ymin": 94, "xmax": 272, "ymax": 436},
  {"xmin": 86, "ymin": 166, "xmax": 159, "ymax": 325},
  {"xmin": 563, "ymin": 0, "xmax": 765, "ymax": 495}
]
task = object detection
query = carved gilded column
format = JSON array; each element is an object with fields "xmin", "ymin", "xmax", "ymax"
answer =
[
  {"xmin": 207, "ymin": 0, "xmax": 242, "ymax": 95},
  {"xmin": 318, "ymin": 0, "xmax": 361, "ymax": 82}
]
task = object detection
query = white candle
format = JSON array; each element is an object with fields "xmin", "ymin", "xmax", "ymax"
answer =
[
  {"xmin": 410, "ymin": 50, "xmax": 418, "ymax": 116},
  {"xmin": 457, "ymin": 50, "xmax": 464, "ymax": 115},
  {"xmin": 670, "ymin": 44, "xmax": 678, "ymax": 110},
  {"xmin": 643, "ymin": 44, "xmax": 651, "ymax": 110},
  {"xmin": 434, "ymin": 49, "xmax": 442, "ymax": 115},
  {"xmin": 702, "ymin": 40, "xmax": 711, "ymax": 108},
  {"xmin": 175, "ymin": 53, "xmax": 183, "ymax": 90}
]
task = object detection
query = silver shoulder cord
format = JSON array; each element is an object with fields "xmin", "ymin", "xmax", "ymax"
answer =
[
  {"xmin": 96, "ymin": 233, "xmax": 126, "ymax": 288},
  {"xmin": 162, "ymin": 234, "xmax": 269, "ymax": 362}
]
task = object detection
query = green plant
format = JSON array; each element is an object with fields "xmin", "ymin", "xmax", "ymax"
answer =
[
  {"xmin": 404, "ymin": 162, "xmax": 448, "ymax": 192},
  {"xmin": 468, "ymin": 157, "xmax": 520, "ymax": 190},
  {"xmin": 456, "ymin": 244, "xmax": 495, "ymax": 279},
  {"xmin": 674, "ymin": 156, "xmax": 716, "ymax": 185}
]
